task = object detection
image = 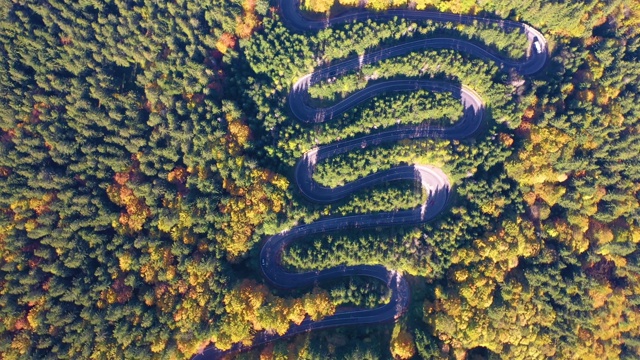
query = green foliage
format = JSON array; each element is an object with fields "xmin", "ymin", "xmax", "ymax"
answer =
[
  {"xmin": 242, "ymin": 1, "xmax": 640, "ymax": 359},
  {"xmin": 2, "ymin": 0, "xmax": 640, "ymax": 359},
  {"xmin": 0, "ymin": 0, "xmax": 284, "ymax": 358}
]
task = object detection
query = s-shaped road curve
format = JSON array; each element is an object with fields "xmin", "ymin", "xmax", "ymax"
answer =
[{"xmin": 195, "ymin": 1, "xmax": 547, "ymax": 358}]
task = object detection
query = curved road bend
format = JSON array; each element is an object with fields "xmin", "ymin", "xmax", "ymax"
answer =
[{"xmin": 195, "ymin": 1, "xmax": 547, "ymax": 359}]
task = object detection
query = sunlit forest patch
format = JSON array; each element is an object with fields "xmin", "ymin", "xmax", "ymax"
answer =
[{"xmin": 1, "ymin": 0, "xmax": 639, "ymax": 359}]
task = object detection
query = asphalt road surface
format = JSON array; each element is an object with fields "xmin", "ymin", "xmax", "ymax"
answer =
[{"xmin": 194, "ymin": 1, "xmax": 547, "ymax": 359}]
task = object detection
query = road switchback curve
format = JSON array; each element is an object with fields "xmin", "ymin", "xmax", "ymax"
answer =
[{"xmin": 195, "ymin": 1, "xmax": 547, "ymax": 358}]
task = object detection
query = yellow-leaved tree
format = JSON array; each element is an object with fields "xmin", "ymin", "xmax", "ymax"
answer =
[
  {"xmin": 304, "ymin": 0, "xmax": 335, "ymax": 13},
  {"xmin": 211, "ymin": 281, "xmax": 336, "ymax": 351},
  {"xmin": 390, "ymin": 324, "xmax": 416, "ymax": 359}
]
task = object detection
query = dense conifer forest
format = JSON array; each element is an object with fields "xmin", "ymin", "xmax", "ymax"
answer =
[{"xmin": 0, "ymin": 0, "xmax": 639, "ymax": 359}]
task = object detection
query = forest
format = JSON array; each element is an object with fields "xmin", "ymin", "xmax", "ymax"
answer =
[{"xmin": 0, "ymin": 0, "xmax": 639, "ymax": 359}]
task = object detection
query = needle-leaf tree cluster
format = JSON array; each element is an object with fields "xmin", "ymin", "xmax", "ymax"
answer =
[{"xmin": 1, "ymin": 0, "xmax": 640, "ymax": 359}]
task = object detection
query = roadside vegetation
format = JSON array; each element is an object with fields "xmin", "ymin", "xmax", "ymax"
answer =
[{"xmin": 0, "ymin": 0, "xmax": 639, "ymax": 359}]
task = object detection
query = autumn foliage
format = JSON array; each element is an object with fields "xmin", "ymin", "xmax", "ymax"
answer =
[
  {"xmin": 237, "ymin": 0, "xmax": 261, "ymax": 38},
  {"xmin": 305, "ymin": 0, "xmax": 479, "ymax": 13},
  {"xmin": 211, "ymin": 280, "xmax": 336, "ymax": 351},
  {"xmin": 107, "ymin": 178, "xmax": 151, "ymax": 233},
  {"xmin": 390, "ymin": 324, "xmax": 416, "ymax": 359},
  {"xmin": 216, "ymin": 108, "xmax": 289, "ymax": 258}
]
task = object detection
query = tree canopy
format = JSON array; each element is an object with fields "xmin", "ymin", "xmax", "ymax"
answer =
[{"xmin": 1, "ymin": 0, "xmax": 639, "ymax": 359}]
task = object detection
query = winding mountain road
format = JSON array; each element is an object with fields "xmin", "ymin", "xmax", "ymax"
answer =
[{"xmin": 195, "ymin": 1, "xmax": 547, "ymax": 358}]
